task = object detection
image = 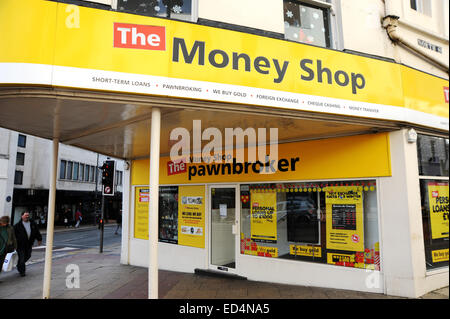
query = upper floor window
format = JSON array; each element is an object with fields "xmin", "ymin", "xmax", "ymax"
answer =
[
  {"xmin": 14, "ymin": 170, "xmax": 23, "ymax": 185},
  {"xmin": 283, "ymin": 0, "xmax": 331, "ymax": 48},
  {"xmin": 410, "ymin": 0, "xmax": 432, "ymax": 16},
  {"xmin": 16, "ymin": 152, "xmax": 25, "ymax": 166},
  {"xmin": 18, "ymin": 134, "xmax": 27, "ymax": 148},
  {"xmin": 60, "ymin": 160, "xmax": 67, "ymax": 180},
  {"xmin": 417, "ymin": 135, "xmax": 449, "ymax": 177},
  {"xmin": 67, "ymin": 161, "xmax": 73, "ymax": 180},
  {"xmin": 117, "ymin": 0, "xmax": 193, "ymax": 21}
]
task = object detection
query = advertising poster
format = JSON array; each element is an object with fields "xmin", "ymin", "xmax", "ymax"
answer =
[
  {"xmin": 178, "ymin": 185, "xmax": 205, "ymax": 248},
  {"xmin": 250, "ymin": 192, "xmax": 277, "ymax": 243},
  {"xmin": 431, "ymin": 249, "xmax": 449, "ymax": 263},
  {"xmin": 327, "ymin": 252, "xmax": 355, "ymax": 266},
  {"xmin": 256, "ymin": 246, "xmax": 278, "ymax": 258},
  {"xmin": 134, "ymin": 187, "xmax": 149, "ymax": 240},
  {"xmin": 427, "ymin": 182, "xmax": 449, "ymax": 239},
  {"xmin": 290, "ymin": 245, "xmax": 322, "ymax": 258},
  {"xmin": 326, "ymin": 186, "xmax": 364, "ymax": 251}
]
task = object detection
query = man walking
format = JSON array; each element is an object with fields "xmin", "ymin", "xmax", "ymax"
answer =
[
  {"xmin": 75, "ymin": 209, "xmax": 83, "ymax": 228},
  {"xmin": 14, "ymin": 211, "xmax": 42, "ymax": 277}
]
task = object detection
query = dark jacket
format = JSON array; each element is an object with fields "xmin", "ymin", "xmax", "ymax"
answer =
[{"xmin": 14, "ymin": 219, "xmax": 42, "ymax": 250}]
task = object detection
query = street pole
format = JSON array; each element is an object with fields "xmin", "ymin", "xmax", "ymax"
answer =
[
  {"xmin": 100, "ymin": 193, "xmax": 105, "ymax": 253},
  {"xmin": 94, "ymin": 153, "xmax": 99, "ymax": 226},
  {"xmin": 43, "ymin": 102, "xmax": 60, "ymax": 299},
  {"xmin": 43, "ymin": 137, "xmax": 58, "ymax": 299},
  {"xmin": 148, "ymin": 107, "xmax": 161, "ymax": 299}
]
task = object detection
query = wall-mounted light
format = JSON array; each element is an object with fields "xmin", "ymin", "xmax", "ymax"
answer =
[{"xmin": 407, "ymin": 128, "xmax": 417, "ymax": 144}]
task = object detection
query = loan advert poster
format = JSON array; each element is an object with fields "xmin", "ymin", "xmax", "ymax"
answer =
[
  {"xmin": 134, "ymin": 186, "xmax": 149, "ymax": 240},
  {"xmin": 427, "ymin": 182, "xmax": 449, "ymax": 239},
  {"xmin": 326, "ymin": 186, "xmax": 364, "ymax": 251},
  {"xmin": 250, "ymin": 192, "xmax": 277, "ymax": 243},
  {"xmin": 178, "ymin": 185, "xmax": 205, "ymax": 248}
]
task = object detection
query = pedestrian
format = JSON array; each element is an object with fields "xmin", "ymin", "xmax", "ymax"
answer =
[
  {"xmin": 0, "ymin": 216, "xmax": 17, "ymax": 274},
  {"xmin": 75, "ymin": 209, "xmax": 83, "ymax": 228},
  {"xmin": 14, "ymin": 211, "xmax": 42, "ymax": 277},
  {"xmin": 115, "ymin": 210, "xmax": 122, "ymax": 235},
  {"xmin": 63, "ymin": 209, "xmax": 70, "ymax": 228}
]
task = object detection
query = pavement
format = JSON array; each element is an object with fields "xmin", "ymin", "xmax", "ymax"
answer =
[{"xmin": 0, "ymin": 227, "xmax": 448, "ymax": 300}]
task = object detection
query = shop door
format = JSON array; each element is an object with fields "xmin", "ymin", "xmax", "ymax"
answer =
[{"xmin": 209, "ymin": 185, "xmax": 239, "ymax": 273}]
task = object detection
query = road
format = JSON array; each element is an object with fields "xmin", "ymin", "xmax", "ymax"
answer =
[{"xmin": 26, "ymin": 225, "xmax": 122, "ymax": 266}]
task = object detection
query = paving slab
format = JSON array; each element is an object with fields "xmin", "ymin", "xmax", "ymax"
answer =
[{"xmin": 0, "ymin": 243, "xmax": 447, "ymax": 301}]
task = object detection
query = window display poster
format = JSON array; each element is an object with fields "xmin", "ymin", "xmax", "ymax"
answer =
[
  {"xmin": 427, "ymin": 182, "xmax": 449, "ymax": 239},
  {"xmin": 250, "ymin": 191, "xmax": 277, "ymax": 243},
  {"xmin": 326, "ymin": 186, "xmax": 364, "ymax": 251},
  {"xmin": 431, "ymin": 248, "xmax": 449, "ymax": 263},
  {"xmin": 178, "ymin": 185, "xmax": 205, "ymax": 248},
  {"xmin": 134, "ymin": 187, "xmax": 149, "ymax": 240}
]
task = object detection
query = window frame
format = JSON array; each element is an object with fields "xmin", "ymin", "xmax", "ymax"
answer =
[
  {"xmin": 417, "ymin": 133, "xmax": 449, "ymax": 271},
  {"xmin": 14, "ymin": 170, "xmax": 23, "ymax": 185},
  {"xmin": 283, "ymin": 0, "xmax": 333, "ymax": 49},
  {"xmin": 114, "ymin": 0, "xmax": 198, "ymax": 23},
  {"xmin": 17, "ymin": 134, "xmax": 27, "ymax": 148},
  {"xmin": 16, "ymin": 152, "xmax": 25, "ymax": 166},
  {"xmin": 66, "ymin": 161, "xmax": 73, "ymax": 180},
  {"xmin": 239, "ymin": 178, "xmax": 382, "ymax": 270},
  {"xmin": 59, "ymin": 160, "xmax": 67, "ymax": 180}
]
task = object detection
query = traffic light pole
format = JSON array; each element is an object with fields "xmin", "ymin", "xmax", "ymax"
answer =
[
  {"xmin": 99, "ymin": 159, "xmax": 114, "ymax": 254},
  {"xmin": 99, "ymin": 193, "xmax": 105, "ymax": 253}
]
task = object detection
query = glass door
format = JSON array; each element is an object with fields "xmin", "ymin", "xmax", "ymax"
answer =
[{"xmin": 209, "ymin": 185, "xmax": 238, "ymax": 273}]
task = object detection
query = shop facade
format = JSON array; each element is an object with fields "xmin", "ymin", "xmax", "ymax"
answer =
[
  {"xmin": 124, "ymin": 131, "xmax": 447, "ymax": 297},
  {"xmin": 0, "ymin": 0, "xmax": 448, "ymax": 298}
]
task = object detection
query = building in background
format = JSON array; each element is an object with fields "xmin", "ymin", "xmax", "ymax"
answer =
[
  {"xmin": 0, "ymin": 0, "xmax": 447, "ymax": 299},
  {"xmin": 0, "ymin": 128, "xmax": 123, "ymax": 227}
]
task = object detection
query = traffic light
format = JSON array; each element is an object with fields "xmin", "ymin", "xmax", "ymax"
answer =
[{"xmin": 101, "ymin": 160, "xmax": 115, "ymax": 196}]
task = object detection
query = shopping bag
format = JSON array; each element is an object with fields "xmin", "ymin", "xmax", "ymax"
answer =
[{"xmin": 2, "ymin": 251, "xmax": 18, "ymax": 272}]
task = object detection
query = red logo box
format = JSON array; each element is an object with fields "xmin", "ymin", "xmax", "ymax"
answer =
[
  {"xmin": 114, "ymin": 23, "xmax": 166, "ymax": 50},
  {"xmin": 167, "ymin": 160, "xmax": 187, "ymax": 176}
]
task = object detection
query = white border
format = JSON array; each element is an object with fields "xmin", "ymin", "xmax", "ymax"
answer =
[{"xmin": 0, "ymin": 62, "xmax": 448, "ymax": 131}]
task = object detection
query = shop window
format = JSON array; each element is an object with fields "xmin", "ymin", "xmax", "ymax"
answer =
[
  {"xmin": 417, "ymin": 134, "xmax": 449, "ymax": 270},
  {"xmin": 283, "ymin": 0, "xmax": 331, "ymax": 48},
  {"xmin": 117, "ymin": 0, "xmax": 193, "ymax": 22},
  {"xmin": 158, "ymin": 186, "xmax": 179, "ymax": 243},
  {"xmin": 16, "ymin": 152, "xmax": 25, "ymax": 166},
  {"xmin": 240, "ymin": 180, "xmax": 380, "ymax": 271},
  {"xmin": 17, "ymin": 134, "xmax": 26, "ymax": 148},
  {"xmin": 60, "ymin": 160, "xmax": 67, "ymax": 180}
]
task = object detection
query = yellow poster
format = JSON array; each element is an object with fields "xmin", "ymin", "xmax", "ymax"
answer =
[
  {"xmin": 134, "ymin": 186, "xmax": 149, "ymax": 240},
  {"xmin": 431, "ymin": 249, "xmax": 449, "ymax": 263},
  {"xmin": 427, "ymin": 182, "xmax": 449, "ymax": 239},
  {"xmin": 178, "ymin": 185, "xmax": 205, "ymax": 248},
  {"xmin": 327, "ymin": 253, "xmax": 355, "ymax": 265},
  {"xmin": 250, "ymin": 191, "xmax": 277, "ymax": 243},
  {"xmin": 290, "ymin": 245, "xmax": 322, "ymax": 258},
  {"xmin": 326, "ymin": 186, "xmax": 364, "ymax": 251},
  {"xmin": 256, "ymin": 246, "xmax": 278, "ymax": 258}
]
